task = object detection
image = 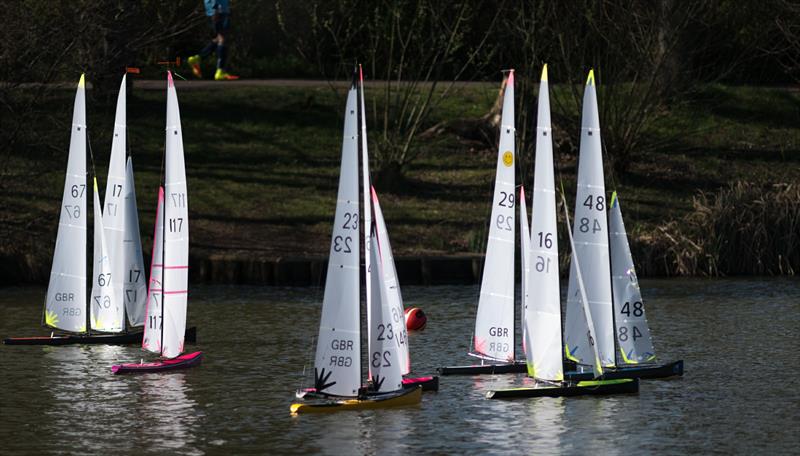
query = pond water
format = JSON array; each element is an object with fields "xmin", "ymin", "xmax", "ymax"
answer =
[{"xmin": 1, "ymin": 279, "xmax": 798, "ymax": 454}]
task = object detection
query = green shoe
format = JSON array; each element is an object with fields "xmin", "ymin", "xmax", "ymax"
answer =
[
  {"xmin": 214, "ymin": 69, "xmax": 239, "ymax": 81},
  {"xmin": 187, "ymin": 55, "xmax": 202, "ymax": 78}
]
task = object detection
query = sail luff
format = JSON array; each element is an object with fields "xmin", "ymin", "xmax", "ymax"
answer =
[
  {"xmin": 525, "ymin": 65, "xmax": 564, "ymax": 382},
  {"xmin": 161, "ymin": 72, "xmax": 189, "ymax": 359},
  {"xmin": 519, "ymin": 186, "xmax": 530, "ymax": 358},
  {"xmin": 563, "ymin": 70, "xmax": 616, "ymax": 367},
  {"xmin": 142, "ymin": 187, "xmax": 165, "ymax": 354},
  {"xmin": 474, "ymin": 71, "xmax": 516, "ymax": 362},
  {"xmin": 358, "ymin": 65, "xmax": 373, "ymax": 354},
  {"xmin": 123, "ymin": 157, "xmax": 147, "ymax": 327},
  {"xmin": 371, "ymin": 187, "xmax": 410, "ymax": 375},
  {"xmin": 609, "ymin": 192, "xmax": 657, "ymax": 364},
  {"xmin": 313, "ymin": 80, "xmax": 361, "ymax": 397},
  {"xmin": 44, "ymin": 74, "xmax": 88, "ymax": 333}
]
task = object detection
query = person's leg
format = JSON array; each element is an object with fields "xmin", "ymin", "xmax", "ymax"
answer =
[{"xmin": 213, "ymin": 13, "xmax": 238, "ymax": 80}]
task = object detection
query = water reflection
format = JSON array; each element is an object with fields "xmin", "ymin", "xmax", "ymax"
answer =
[{"xmin": 134, "ymin": 373, "xmax": 201, "ymax": 455}]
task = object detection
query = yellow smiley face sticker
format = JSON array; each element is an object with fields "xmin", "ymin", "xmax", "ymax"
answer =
[{"xmin": 502, "ymin": 151, "xmax": 513, "ymax": 167}]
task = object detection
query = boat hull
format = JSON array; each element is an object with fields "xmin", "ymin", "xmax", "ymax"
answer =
[
  {"xmin": 3, "ymin": 326, "xmax": 197, "ymax": 346},
  {"xmin": 486, "ymin": 378, "xmax": 639, "ymax": 399},
  {"xmin": 438, "ymin": 361, "xmax": 527, "ymax": 376},
  {"xmin": 565, "ymin": 360, "xmax": 684, "ymax": 381},
  {"xmin": 111, "ymin": 351, "xmax": 203, "ymax": 374},
  {"xmin": 402, "ymin": 376, "xmax": 439, "ymax": 391},
  {"xmin": 290, "ymin": 385, "xmax": 422, "ymax": 414}
]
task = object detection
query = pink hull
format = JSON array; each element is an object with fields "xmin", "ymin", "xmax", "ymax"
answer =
[{"xmin": 112, "ymin": 351, "xmax": 203, "ymax": 374}]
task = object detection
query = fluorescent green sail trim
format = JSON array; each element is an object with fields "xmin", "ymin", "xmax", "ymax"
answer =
[
  {"xmin": 577, "ymin": 379, "xmax": 632, "ymax": 387},
  {"xmin": 564, "ymin": 344, "xmax": 579, "ymax": 362},
  {"xmin": 586, "ymin": 69, "xmax": 595, "ymax": 86},
  {"xmin": 44, "ymin": 310, "xmax": 59, "ymax": 327},
  {"xmin": 646, "ymin": 354, "xmax": 657, "ymax": 362},
  {"xmin": 541, "ymin": 64, "xmax": 548, "ymax": 82},
  {"xmin": 78, "ymin": 323, "xmax": 86, "ymax": 333},
  {"xmin": 595, "ymin": 359, "xmax": 604, "ymax": 377},
  {"xmin": 527, "ymin": 363, "xmax": 536, "ymax": 378},
  {"xmin": 78, "ymin": 74, "xmax": 85, "ymax": 88},
  {"xmin": 619, "ymin": 346, "xmax": 638, "ymax": 364},
  {"xmin": 92, "ymin": 316, "xmax": 103, "ymax": 330},
  {"xmin": 610, "ymin": 191, "xmax": 618, "ymax": 209},
  {"xmin": 93, "ymin": 177, "xmax": 99, "ymax": 192}
]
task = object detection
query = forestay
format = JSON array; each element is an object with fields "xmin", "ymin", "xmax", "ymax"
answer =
[
  {"xmin": 564, "ymin": 70, "xmax": 615, "ymax": 368},
  {"xmin": 123, "ymin": 157, "xmax": 147, "ymax": 327},
  {"xmin": 45, "ymin": 75, "xmax": 88, "ymax": 334},
  {"xmin": 161, "ymin": 73, "xmax": 189, "ymax": 359},
  {"xmin": 142, "ymin": 187, "xmax": 165, "ymax": 354},
  {"xmin": 91, "ymin": 178, "xmax": 123, "ymax": 332},
  {"xmin": 359, "ymin": 66, "xmax": 373, "ymax": 350},
  {"xmin": 525, "ymin": 65, "xmax": 564, "ymax": 382},
  {"xmin": 100, "ymin": 75, "xmax": 128, "ymax": 331},
  {"xmin": 519, "ymin": 186, "xmax": 530, "ymax": 357},
  {"xmin": 473, "ymin": 71, "xmax": 516, "ymax": 362},
  {"xmin": 609, "ymin": 192, "xmax": 656, "ymax": 365},
  {"xmin": 371, "ymin": 187, "xmax": 410, "ymax": 375},
  {"xmin": 313, "ymin": 80, "xmax": 361, "ymax": 397},
  {"xmin": 367, "ymin": 226, "xmax": 404, "ymax": 393}
]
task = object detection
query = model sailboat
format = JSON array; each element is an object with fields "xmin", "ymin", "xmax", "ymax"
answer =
[
  {"xmin": 561, "ymin": 71, "xmax": 683, "ymax": 381},
  {"xmin": 290, "ymin": 68, "xmax": 424, "ymax": 414},
  {"xmin": 487, "ymin": 67, "xmax": 638, "ymax": 398},
  {"xmin": 112, "ymin": 72, "xmax": 202, "ymax": 373},
  {"xmin": 4, "ymin": 74, "xmax": 195, "ymax": 346},
  {"xmin": 439, "ymin": 71, "xmax": 528, "ymax": 375}
]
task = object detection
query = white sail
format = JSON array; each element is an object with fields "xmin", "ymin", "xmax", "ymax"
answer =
[
  {"xmin": 519, "ymin": 186, "xmax": 530, "ymax": 357},
  {"xmin": 313, "ymin": 80, "xmax": 361, "ymax": 397},
  {"xmin": 367, "ymin": 225, "xmax": 404, "ymax": 392},
  {"xmin": 564, "ymin": 70, "xmax": 615, "ymax": 368},
  {"xmin": 142, "ymin": 187, "xmax": 165, "ymax": 354},
  {"xmin": 44, "ymin": 75, "xmax": 88, "ymax": 333},
  {"xmin": 562, "ymin": 193, "xmax": 604, "ymax": 377},
  {"xmin": 525, "ymin": 65, "xmax": 564, "ymax": 382},
  {"xmin": 161, "ymin": 73, "xmax": 189, "ymax": 359},
  {"xmin": 609, "ymin": 191, "xmax": 657, "ymax": 365},
  {"xmin": 123, "ymin": 157, "xmax": 147, "ymax": 327},
  {"xmin": 359, "ymin": 66, "xmax": 373, "ymax": 352},
  {"xmin": 90, "ymin": 178, "xmax": 123, "ymax": 332},
  {"xmin": 101, "ymin": 75, "xmax": 128, "ymax": 331},
  {"xmin": 371, "ymin": 186, "xmax": 410, "ymax": 375},
  {"xmin": 473, "ymin": 71, "xmax": 516, "ymax": 362}
]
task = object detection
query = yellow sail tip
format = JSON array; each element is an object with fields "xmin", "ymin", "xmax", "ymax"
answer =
[
  {"xmin": 586, "ymin": 69, "xmax": 595, "ymax": 86},
  {"xmin": 93, "ymin": 177, "xmax": 99, "ymax": 192},
  {"xmin": 78, "ymin": 74, "xmax": 86, "ymax": 88},
  {"xmin": 541, "ymin": 64, "xmax": 548, "ymax": 82}
]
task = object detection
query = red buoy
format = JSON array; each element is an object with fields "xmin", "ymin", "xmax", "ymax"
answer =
[{"xmin": 405, "ymin": 307, "xmax": 427, "ymax": 331}]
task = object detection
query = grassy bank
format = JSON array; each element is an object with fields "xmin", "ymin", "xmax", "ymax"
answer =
[{"xmin": 0, "ymin": 81, "xmax": 797, "ymax": 282}]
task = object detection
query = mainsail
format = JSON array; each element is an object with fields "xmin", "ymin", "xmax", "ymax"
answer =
[
  {"xmin": 609, "ymin": 192, "xmax": 657, "ymax": 365},
  {"xmin": 93, "ymin": 75, "xmax": 128, "ymax": 333},
  {"xmin": 519, "ymin": 186, "xmax": 530, "ymax": 357},
  {"xmin": 313, "ymin": 78, "xmax": 361, "ymax": 397},
  {"xmin": 161, "ymin": 73, "xmax": 189, "ymax": 359},
  {"xmin": 44, "ymin": 75, "xmax": 88, "ymax": 334},
  {"xmin": 564, "ymin": 70, "xmax": 615, "ymax": 368},
  {"xmin": 473, "ymin": 71, "xmax": 516, "ymax": 362},
  {"xmin": 142, "ymin": 187, "xmax": 165, "ymax": 354},
  {"xmin": 123, "ymin": 157, "xmax": 147, "ymax": 327},
  {"xmin": 525, "ymin": 65, "xmax": 564, "ymax": 382}
]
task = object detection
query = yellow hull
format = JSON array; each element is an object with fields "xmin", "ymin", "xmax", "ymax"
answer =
[{"xmin": 290, "ymin": 386, "xmax": 422, "ymax": 415}]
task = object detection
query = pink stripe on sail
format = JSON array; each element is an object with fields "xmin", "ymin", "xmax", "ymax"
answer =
[
  {"xmin": 151, "ymin": 264, "xmax": 164, "ymax": 268},
  {"xmin": 163, "ymin": 290, "xmax": 188, "ymax": 295},
  {"xmin": 164, "ymin": 265, "xmax": 189, "ymax": 270}
]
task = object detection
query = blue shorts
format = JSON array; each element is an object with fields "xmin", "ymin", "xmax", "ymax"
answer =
[{"xmin": 212, "ymin": 13, "xmax": 230, "ymax": 35}]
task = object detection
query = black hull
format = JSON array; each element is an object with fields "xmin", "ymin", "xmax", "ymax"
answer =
[
  {"xmin": 438, "ymin": 361, "xmax": 527, "ymax": 376},
  {"xmin": 3, "ymin": 326, "xmax": 197, "ymax": 346},
  {"xmin": 403, "ymin": 375, "xmax": 439, "ymax": 391},
  {"xmin": 565, "ymin": 360, "xmax": 684, "ymax": 381},
  {"xmin": 486, "ymin": 378, "xmax": 639, "ymax": 399}
]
